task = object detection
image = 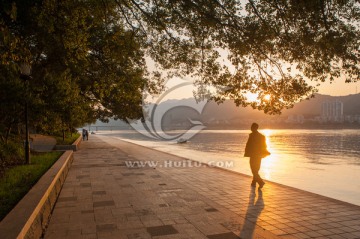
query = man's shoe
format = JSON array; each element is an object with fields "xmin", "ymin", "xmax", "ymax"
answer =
[{"xmin": 259, "ymin": 181, "xmax": 265, "ymax": 189}]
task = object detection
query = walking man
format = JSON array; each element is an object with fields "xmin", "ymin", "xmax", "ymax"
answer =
[
  {"xmin": 82, "ymin": 129, "xmax": 86, "ymax": 141},
  {"xmin": 244, "ymin": 123, "xmax": 270, "ymax": 188}
]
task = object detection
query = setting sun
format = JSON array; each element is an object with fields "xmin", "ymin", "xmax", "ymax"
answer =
[
  {"xmin": 263, "ymin": 94, "xmax": 271, "ymax": 101},
  {"xmin": 245, "ymin": 92, "xmax": 271, "ymax": 102}
]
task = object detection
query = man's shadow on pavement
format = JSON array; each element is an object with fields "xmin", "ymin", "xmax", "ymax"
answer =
[{"xmin": 239, "ymin": 187, "xmax": 265, "ymax": 238}]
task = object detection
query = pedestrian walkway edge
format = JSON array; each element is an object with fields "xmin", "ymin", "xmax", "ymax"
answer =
[
  {"xmin": 120, "ymin": 138, "xmax": 359, "ymax": 208},
  {"xmin": 0, "ymin": 150, "xmax": 74, "ymax": 239},
  {"xmin": 54, "ymin": 135, "xmax": 82, "ymax": 151}
]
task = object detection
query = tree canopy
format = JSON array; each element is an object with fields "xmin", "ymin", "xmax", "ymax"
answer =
[
  {"xmin": 0, "ymin": 0, "xmax": 359, "ymax": 140},
  {"xmin": 112, "ymin": 0, "xmax": 359, "ymax": 114}
]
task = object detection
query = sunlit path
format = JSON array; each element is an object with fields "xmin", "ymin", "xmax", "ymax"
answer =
[{"xmin": 44, "ymin": 135, "xmax": 360, "ymax": 239}]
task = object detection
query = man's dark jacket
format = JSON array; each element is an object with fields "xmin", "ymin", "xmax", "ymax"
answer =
[{"xmin": 244, "ymin": 131, "xmax": 270, "ymax": 158}]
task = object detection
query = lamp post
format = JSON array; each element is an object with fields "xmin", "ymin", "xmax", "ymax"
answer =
[{"xmin": 20, "ymin": 63, "xmax": 31, "ymax": 164}]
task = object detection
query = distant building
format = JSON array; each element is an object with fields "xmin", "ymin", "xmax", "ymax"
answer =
[
  {"xmin": 348, "ymin": 115, "xmax": 360, "ymax": 124},
  {"xmin": 286, "ymin": 114, "xmax": 304, "ymax": 124},
  {"xmin": 321, "ymin": 100, "xmax": 344, "ymax": 122},
  {"xmin": 356, "ymin": 115, "xmax": 360, "ymax": 124}
]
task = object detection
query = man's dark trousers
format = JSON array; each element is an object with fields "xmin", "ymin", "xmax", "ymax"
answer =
[{"xmin": 250, "ymin": 156, "xmax": 264, "ymax": 185}]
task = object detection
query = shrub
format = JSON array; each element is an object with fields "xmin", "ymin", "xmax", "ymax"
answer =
[
  {"xmin": 0, "ymin": 141, "xmax": 24, "ymax": 175},
  {"xmin": 0, "ymin": 151, "xmax": 62, "ymax": 220}
]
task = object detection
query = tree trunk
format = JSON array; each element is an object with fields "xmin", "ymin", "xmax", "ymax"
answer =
[{"xmin": 5, "ymin": 124, "xmax": 12, "ymax": 144}]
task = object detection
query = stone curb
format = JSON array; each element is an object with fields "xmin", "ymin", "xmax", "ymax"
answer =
[
  {"xmin": 0, "ymin": 150, "xmax": 74, "ymax": 239},
  {"xmin": 54, "ymin": 135, "xmax": 82, "ymax": 151}
]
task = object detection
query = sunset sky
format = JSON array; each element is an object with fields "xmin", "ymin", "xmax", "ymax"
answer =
[
  {"xmin": 156, "ymin": 77, "xmax": 360, "ymax": 103},
  {"xmin": 317, "ymin": 79, "xmax": 360, "ymax": 96},
  {"xmin": 147, "ymin": 54, "xmax": 360, "ymax": 101}
]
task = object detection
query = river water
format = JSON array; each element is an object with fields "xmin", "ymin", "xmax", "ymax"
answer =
[{"xmin": 96, "ymin": 129, "xmax": 360, "ymax": 206}]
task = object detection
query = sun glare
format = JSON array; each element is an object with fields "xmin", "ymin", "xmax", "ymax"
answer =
[
  {"xmin": 261, "ymin": 129, "xmax": 276, "ymax": 180},
  {"xmin": 245, "ymin": 92, "xmax": 259, "ymax": 102},
  {"xmin": 263, "ymin": 94, "xmax": 271, "ymax": 101},
  {"xmin": 262, "ymin": 130, "xmax": 274, "ymax": 156},
  {"xmin": 245, "ymin": 92, "xmax": 272, "ymax": 102}
]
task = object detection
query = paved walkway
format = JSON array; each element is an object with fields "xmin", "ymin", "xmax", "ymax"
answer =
[{"xmin": 44, "ymin": 135, "xmax": 360, "ymax": 239}]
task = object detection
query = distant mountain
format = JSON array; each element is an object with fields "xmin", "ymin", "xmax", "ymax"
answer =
[
  {"xmin": 88, "ymin": 93, "xmax": 360, "ymax": 129},
  {"xmin": 85, "ymin": 118, "xmax": 130, "ymax": 130},
  {"xmin": 160, "ymin": 93, "xmax": 360, "ymax": 126}
]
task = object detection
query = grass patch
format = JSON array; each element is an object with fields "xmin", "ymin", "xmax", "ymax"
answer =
[
  {"xmin": 0, "ymin": 151, "xmax": 63, "ymax": 221},
  {"xmin": 54, "ymin": 132, "xmax": 80, "ymax": 145}
]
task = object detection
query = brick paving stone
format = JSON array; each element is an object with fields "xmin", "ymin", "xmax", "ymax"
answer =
[
  {"xmin": 291, "ymin": 232, "xmax": 309, "ymax": 239},
  {"xmin": 304, "ymin": 231, "xmax": 323, "ymax": 237},
  {"xmin": 316, "ymin": 229, "xmax": 337, "ymax": 236},
  {"xmin": 207, "ymin": 231, "xmax": 240, "ymax": 239},
  {"xmin": 43, "ymin": 135, "xmax": 360, "ymax": 239},
  {"xmin": 327, "ymin": 235, "xmax": 347, "ymax": 239},
  {"xmin": 269, "ymin": 229, "xmax": 287, "ymax": 236},
  {"xmin": 338, "ymin": 232, "xmax": 360, "ymax": 239},
  {"xmin": 146, "ymin": 225, "xmax": 178, "ymax": 237}
]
